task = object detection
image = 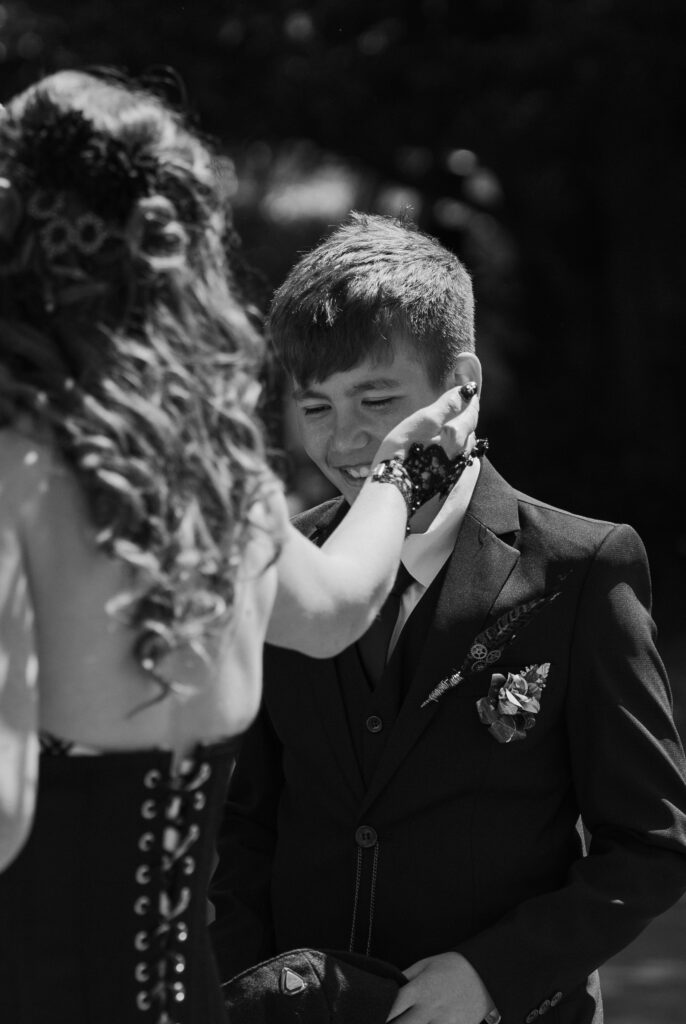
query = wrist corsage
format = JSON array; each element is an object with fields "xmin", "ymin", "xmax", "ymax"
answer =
[{"xmin": 371, "ymin": 437, "xmax": 488, "ymax": 529}]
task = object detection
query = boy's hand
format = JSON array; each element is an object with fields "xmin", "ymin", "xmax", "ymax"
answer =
[{"xmin": 386, "ymin": 952, "xmax": 497, "ymax": 1024}]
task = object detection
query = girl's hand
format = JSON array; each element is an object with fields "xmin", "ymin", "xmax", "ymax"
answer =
[{"xmin": 374, "ymin": 382, "xmax": 480, "ymax": 464}]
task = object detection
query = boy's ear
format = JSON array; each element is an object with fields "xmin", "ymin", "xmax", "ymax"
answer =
[{"xmin": 445, "ymin": 353, "xmax": 482, "ymax": 395}]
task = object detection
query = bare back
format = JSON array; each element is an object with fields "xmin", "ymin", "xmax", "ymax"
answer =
[{"xmin": 0, "ymin": 426, "xmax": 278, "ymax": 756}]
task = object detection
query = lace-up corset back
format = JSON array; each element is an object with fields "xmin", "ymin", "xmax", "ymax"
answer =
[
  {"xmin": 132, "ymin": 750, "xmax": 218, "ymax": 1019},
  {"xmin": 0, "ymin": 738, "xmax": 238, "ymax": 1024}
]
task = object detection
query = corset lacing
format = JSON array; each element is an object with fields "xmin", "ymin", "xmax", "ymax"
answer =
[{"xmin": 133, "ymin": 753, "xmax": 213, "ymax": 1023}]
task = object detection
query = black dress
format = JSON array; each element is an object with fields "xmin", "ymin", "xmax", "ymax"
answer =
[{"xmin": 0, "ymin": 735, "xmax": 238, "ymax": 1023}]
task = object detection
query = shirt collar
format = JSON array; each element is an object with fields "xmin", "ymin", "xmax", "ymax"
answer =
[{"xmin": 401, "ymin": 459, "xmax": 481, "ymax": 587}]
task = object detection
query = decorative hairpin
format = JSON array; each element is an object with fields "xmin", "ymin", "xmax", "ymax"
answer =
[
  {"xmin": 9, "ymin": 100, "xmax": 162, "ymax": 222},
  {"xmin": 0, "ymin": 97, "xmax": 191, "ymax": 284}
]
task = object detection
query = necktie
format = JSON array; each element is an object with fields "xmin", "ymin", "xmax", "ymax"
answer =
[{"xmin": 357, "ymin": 563, "xmax": 414, "ymax": 687}]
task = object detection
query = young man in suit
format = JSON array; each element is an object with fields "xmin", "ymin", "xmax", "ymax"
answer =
[{"xmin": 210, "ymin": 214, "xmax": 686, "ymax": 1024}]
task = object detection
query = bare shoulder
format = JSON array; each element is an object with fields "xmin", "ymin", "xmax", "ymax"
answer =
[{"xmin": 0, "ymin": 423, "xmax": 55, "ymax": 519}]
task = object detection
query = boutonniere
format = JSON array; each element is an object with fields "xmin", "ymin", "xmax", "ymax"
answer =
[
  {"xmin": 476, "ymin": 663, "xmax": 550, "ymax": 742},
  {"xmin": 420, "ymin": 572, "xmax": 570, "ymax": 710}
]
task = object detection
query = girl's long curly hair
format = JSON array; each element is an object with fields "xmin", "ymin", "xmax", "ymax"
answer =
[{"xmin": 0, "ymin": 70, "xmax": 273, "ymax": 694}]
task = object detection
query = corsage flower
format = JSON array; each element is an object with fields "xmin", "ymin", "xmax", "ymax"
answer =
[{"xmin": 476, "ymin": 663, "xmax": 550, "ymax": 743}]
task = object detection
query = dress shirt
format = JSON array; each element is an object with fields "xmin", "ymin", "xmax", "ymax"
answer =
[{"xmin": 387, "ymin": 458, "xmax": 481, "ymax": 657}]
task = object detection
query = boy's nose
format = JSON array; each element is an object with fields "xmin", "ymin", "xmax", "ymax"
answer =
[{"xmin": 329, "ymin": 414, "xmax": 370, "ymax": 454}]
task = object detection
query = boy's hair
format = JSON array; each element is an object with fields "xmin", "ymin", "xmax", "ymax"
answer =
[{"xmin": 269, "ymin": 212, "xmax": 475, "ymax": 386}]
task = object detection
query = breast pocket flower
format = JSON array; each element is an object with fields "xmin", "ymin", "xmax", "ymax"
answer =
[{"xmin": 476, "ymin": 663, "xmax": 550, "ymax": 743}]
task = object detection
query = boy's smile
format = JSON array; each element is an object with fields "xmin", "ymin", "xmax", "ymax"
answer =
[{"xmin": 292, "ymin": 336, "xmax": 451, "ymax": 506}]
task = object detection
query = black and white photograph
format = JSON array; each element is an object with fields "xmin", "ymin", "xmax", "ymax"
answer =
[{"xmin": 1, "ymin": 3, "xmax": 685, "ymax": 1022}]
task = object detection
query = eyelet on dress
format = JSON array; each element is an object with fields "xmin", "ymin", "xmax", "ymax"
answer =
[
  {"xmin": 135, "ymin": 962, "xmax": 150, "ymax": 983},
  {"xmin": 136, "ymin": 990, "xmax": 152, "ymax": 1010},
  {"xmin": 138, "ymin": 832, "xmax": 154, "ymax": 852},
  {"xmin": 143, "ymin": 769, "xmax": 162, "ymax": 789},
  {"xmin": 134, "ymin": 895, "xmax": 151, "ymax": 916},
  {"xmin": 134, "ymin": 749, "xmax": 216, "ymax": 1018},
  {"xmin": 141, "ymin": 799, "xmax": 157, "ymax": 819}
]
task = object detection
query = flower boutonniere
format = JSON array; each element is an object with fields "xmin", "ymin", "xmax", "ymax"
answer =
[{"xmin": 476, "ymin": 663, "xmax": 550, "ymax": 743}]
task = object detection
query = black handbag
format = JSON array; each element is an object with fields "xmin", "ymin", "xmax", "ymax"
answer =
[{"xmin": 222, "ymin": 947, "xmax": 407, "ymax": 1023}]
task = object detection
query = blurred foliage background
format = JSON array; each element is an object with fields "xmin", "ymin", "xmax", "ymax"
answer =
[{"xmin": 1, "ymin": 0, "xmax": 685, "ymax": 727}]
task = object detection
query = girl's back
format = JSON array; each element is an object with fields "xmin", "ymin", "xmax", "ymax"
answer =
[{"xmin": 0, "ymin": 424, "xmax": 276, "ymax": 757}]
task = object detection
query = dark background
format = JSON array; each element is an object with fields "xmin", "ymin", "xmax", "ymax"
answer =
[{"xmin": 1, "ymin": 3, "xmax": 685, "ymax": 1016}]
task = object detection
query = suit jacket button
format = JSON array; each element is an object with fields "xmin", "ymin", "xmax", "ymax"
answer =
[
  {"xmin": 550, "ymin": 992, "xmax": 562, "ymax": 1006},
  {"xmin": 539, "ymin": 999, "xmax": 551, "ymax": 1015},
  {"xmin": 355, "ymin": 825, "xmax": 378, "ymax": 848},
  {"xmin": 366, "ymin": 715, "xmax": 384, "ymax": 733},
  {"xmin": 525, "ymin": 1012, "xmax": 539, "ymax": 1023}
]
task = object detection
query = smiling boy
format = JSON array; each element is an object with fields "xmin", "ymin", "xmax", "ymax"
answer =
[
  {"xmin": 290, "ymin": 336, "xmax": 480, "ymax": 537},
  {"xmin": 211, "ymin": 214, "xmax": 686, "ymax": 1024}
]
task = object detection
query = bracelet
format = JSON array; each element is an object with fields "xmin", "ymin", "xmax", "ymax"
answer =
[{"xmin": 370, "ymin": 437, "xmax": 489, "ymax": 529}]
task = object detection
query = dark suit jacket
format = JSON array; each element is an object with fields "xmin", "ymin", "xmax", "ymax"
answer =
[{"xmin": 210, "ymin": 460, "xmax": 686, "ymax": 1024}]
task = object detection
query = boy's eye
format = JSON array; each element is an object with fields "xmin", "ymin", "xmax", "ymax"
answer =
[
  {"xmin": 362, "ymin": 397, "xmax": 395, "ymax": 409},
  {"xmin": 300, "ymin": 404, "xmax": 329, "ymax": 416}
]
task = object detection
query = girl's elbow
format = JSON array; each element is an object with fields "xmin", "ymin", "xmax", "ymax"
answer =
[{"xmin": 300, "ymin": 608, "xmax": 374, "ymax": 658}]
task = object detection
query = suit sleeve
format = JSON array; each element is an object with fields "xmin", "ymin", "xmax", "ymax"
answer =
[
  {"xmin": 455, "ymin": 523, "xmax": 686, "ymax": 1022},
  {"xmin": 209, "ymin": 697, "xmax": 284, "ymax": 984}
]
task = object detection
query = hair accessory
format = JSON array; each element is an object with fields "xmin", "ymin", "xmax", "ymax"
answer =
[
  {"xmin": 0, "ymin": 97, "xmax": 190, "ymax": 303},
  {"xmin": 371, "ymin": 437, "xmax": 488, "ymax": 528},
  {"xmin": 29, "ymin": 190, "xmax": 110, "ymax": 260},
  {"xmin": 8, "ymin": 102, "xmax": 162, "ymax": 222},
  {"xmin": 27, "ymin": 189, "xmax": 64, "ymax": 221}
]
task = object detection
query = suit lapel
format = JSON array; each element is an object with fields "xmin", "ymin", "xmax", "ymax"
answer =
[
  {"xmin": 359, "ymin": 460, "xmax": 522, "ymax": 815},
  {"xmin": 292, "ymin": 495, "xmax": 348, "ymax": 544}
]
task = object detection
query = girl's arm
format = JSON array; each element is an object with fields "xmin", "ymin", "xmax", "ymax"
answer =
[{"xmin": 266, "ymin": 386, "xmax": 479, "ymax": 657}]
